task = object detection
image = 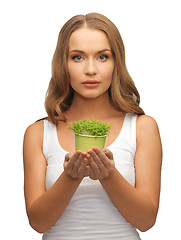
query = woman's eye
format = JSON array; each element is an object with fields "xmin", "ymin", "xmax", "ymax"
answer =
[
  {"xmin": 72, "ymin": 55, "xmax": 83, "ymax": 62},
  {"xmin": 98, "ymin": 55, "xmax": 108, "ymax": 61}
]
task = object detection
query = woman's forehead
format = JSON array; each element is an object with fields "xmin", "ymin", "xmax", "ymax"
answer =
[{"xmin": 69, "ymin": 27, "xmax": 111, "ymax": 53}]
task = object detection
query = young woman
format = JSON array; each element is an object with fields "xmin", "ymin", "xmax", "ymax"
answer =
[{"xmin": 23, "ymin": 13, "xmax": 162, "ymax": 239}]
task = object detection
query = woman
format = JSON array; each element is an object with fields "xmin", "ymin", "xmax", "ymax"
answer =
[{"xmin": 23, "ymin": 13, "xmax": 162, "ymax": 239}]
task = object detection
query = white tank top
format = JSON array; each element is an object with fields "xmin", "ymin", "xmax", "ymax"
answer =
[{"xmin": 42, "ymin": 113, "xmax": 141, "ymax": 240}]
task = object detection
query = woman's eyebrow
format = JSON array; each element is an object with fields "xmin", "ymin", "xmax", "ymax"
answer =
[
  {"xmin": 97, "ymin": 49, "xmax": 112, "ymax": 53},
  {"xmin": 69, "ymin": 50, "xmax": 85, "ymax": 54},
  {"xmin": 69, "ymin": 49, "xmax": 112, "ymax": 54}
]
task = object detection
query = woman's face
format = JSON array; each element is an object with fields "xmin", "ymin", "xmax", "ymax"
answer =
[{"xmin": 67, "ymin": 27, "xmax": 114, "ymax": 99}]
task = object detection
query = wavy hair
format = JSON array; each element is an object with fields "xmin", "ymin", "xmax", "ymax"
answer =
[{"xmin": 44, "ymin": 13, "xmax": 144, "ymax": 124}]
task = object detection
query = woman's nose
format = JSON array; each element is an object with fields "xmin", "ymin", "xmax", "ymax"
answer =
[{"xmin": 84, "ymin": 59, "xmax": 97, "ymax": 75}]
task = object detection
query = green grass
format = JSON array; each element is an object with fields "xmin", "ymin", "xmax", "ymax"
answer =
[{"xmin": 69, "ymin": 119, "xmax": 111, "ymax": 136}]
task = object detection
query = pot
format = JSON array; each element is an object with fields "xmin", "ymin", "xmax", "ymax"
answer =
[{"xmin": 74, "ymin": 134, "xmax": 107, "ymax": 152}]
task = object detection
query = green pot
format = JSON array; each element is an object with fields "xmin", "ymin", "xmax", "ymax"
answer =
[{"xmin": 74, "ymin": 134, "xmax": 107, "ymax": 152}]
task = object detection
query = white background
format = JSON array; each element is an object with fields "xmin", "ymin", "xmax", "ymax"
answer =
[{"xmin": 0, "ymin": 0, "xmax": 180, "ymax": 239}]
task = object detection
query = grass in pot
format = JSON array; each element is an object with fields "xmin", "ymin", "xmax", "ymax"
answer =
[{"xmin": 69, "ymin": 119, "xmax": 111, "ymax": 152}]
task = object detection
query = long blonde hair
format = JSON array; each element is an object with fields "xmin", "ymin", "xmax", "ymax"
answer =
[{"xmin": 45, "ymin": 13, "xmax": 144, "ymax": 124}]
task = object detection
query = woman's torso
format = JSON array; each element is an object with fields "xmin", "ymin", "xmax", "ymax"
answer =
[{"xmin": 42, "ymin": 113, "xmax": 141, "ymax": 240}]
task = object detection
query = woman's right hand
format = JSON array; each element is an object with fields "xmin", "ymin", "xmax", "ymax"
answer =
[{"xmin": 64, "ymin": 151, "xmax": 89, "ymax": 179}]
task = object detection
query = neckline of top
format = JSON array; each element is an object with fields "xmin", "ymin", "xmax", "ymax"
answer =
[{"xmin": 54, "ymin": 113, "xmax": 128, "ymax": 153}]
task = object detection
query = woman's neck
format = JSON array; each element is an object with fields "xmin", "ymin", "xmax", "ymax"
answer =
[{"xmin": 64, "ymin": 92, "xmax": 118, "ymax": 121}]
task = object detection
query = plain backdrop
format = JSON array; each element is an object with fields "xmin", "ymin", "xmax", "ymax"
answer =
[{"xmin": 0, "ymin": 0, "xmax": 180, "ymax": 239}]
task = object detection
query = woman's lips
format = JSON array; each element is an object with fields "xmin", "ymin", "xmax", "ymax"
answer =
[{"xmin": 82, "ymin": 80, "xmax": 100, "ymax": 88}]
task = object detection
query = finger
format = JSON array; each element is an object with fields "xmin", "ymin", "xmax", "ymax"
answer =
[
  {"xmin": 88, "ymin": 167, "xmax": 97, "ymax": 180},
  {"xmin": 87, "ymin": 153, "xmax": 101, "ymax": 178},
  {"xmin": 90, "ymin": 148, "xmax": 115, "ymax": 179},
  {"xmin": 77, "ymin": 157, "xmax": 89, "ymax": 179},
  {"xmin": 93, "ymin": 147, "xmax": 114, "ymax": 162},
  {"xmin": 103, "ymin": 148, "xmax": 113, "ymax": 160},
  {"xmin": 102, "ymin": 148, "xmax": 115, "ymax": 174},
  {"xmin": 73, "ymin": 152, "xmax": 87, "ymax": 171},
  {"xmin": 83, "ymin": 164, "xmax": 90, "ymax": 177},
  {"xmin": 87, "ymin": 148, "xmax": 105, "ymax": 171},
  {"xmin": 65, "ymin": 151, "xmax": 81, "ymax": 170},
  {"xmin": 65, "ymin": 153, "xmax": 73, "ymax": 162},
  {"xmin": 90, "ymin": 148, "xmax": 109, "ymax": 168},
  {"xmin": 64, "ymin": 153, "xmax": 72, "ymax": 170}
]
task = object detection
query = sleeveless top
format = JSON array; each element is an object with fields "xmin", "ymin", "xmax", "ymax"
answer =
[{"xmin": 42, "ymin": 113, "xmax": 141, "ymax": 240}]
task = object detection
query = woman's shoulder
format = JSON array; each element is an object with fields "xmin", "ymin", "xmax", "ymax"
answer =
[
  {"xmin": 136, "ymin": 114, "xmax": 161, "ymax": 143},
  {"xmin": 137, "ymin": 114, "xmax": 159, "ymax": 129},
  {"xmin": 25, "ymin": 120, "xmax": 44, "ymax": 134},
  {"xmin": 24, "ymin": 120, "xmax": 44, "ymax": 146}
]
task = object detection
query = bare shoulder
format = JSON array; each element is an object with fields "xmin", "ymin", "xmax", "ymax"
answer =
[
  {"xmin": 137, "ymin": 115, "xmax": 160, "ymax": 135},
  {"xmin": 25, "ymin": 120, "xmax": 44, "ymax": 135},
  {"xmin": 136, "ymin": 115, "xmax": 161, "ymax": 146},
  {"xmin": 137, "ymin": 114, "xmax": 159, "ymax": 130},
  {"xmin": 24, "ymin": 120, "xmax": 44, "ymax": 146}
]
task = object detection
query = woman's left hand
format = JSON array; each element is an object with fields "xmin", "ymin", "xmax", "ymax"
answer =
[{"xmin": 86, "ymin": 147, "xmax": 115, "ymax": 180}]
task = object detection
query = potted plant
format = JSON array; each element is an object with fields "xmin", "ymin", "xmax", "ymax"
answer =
[{"xmin": 69, "ymin": 119, "xmax": 111, "ymax": 152}]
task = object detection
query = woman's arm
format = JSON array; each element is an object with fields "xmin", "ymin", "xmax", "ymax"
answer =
[
  {"xmin": 87, "ymin": 115, "xmax": 162, "ymax": 232},
  {"xmin": 23, "ymin": 121, "xmax": 87, "ymax": 233}
]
